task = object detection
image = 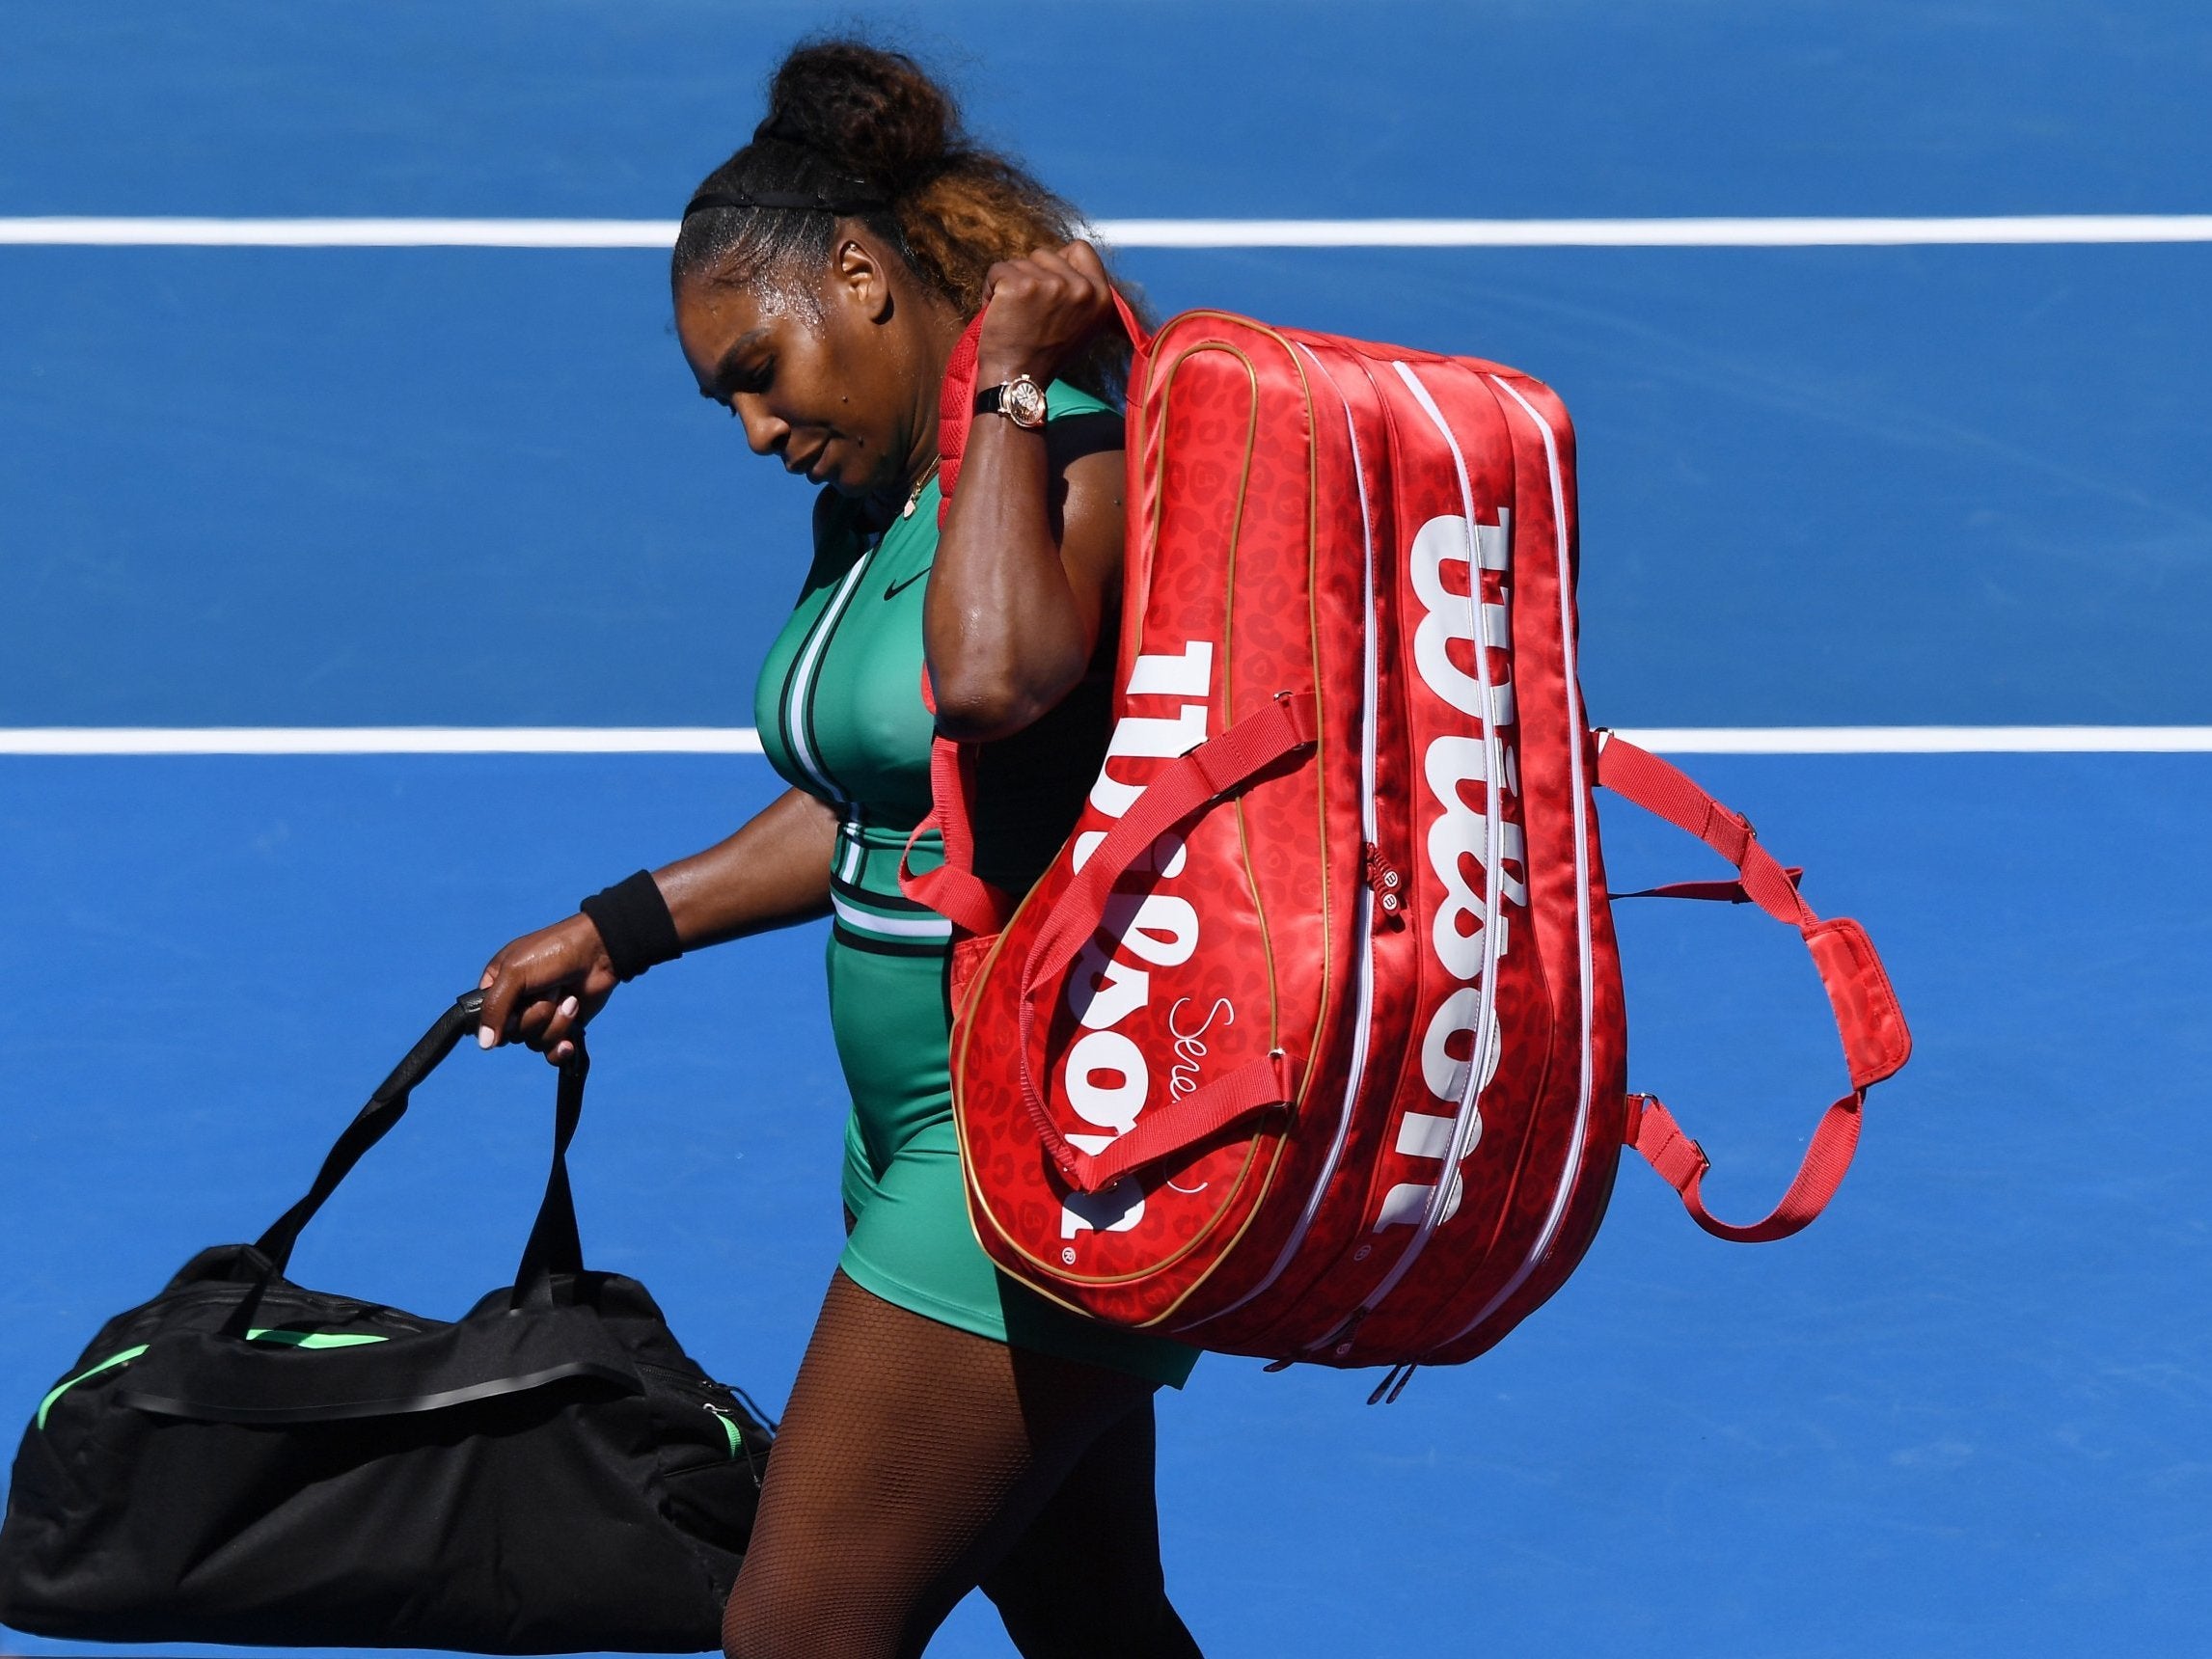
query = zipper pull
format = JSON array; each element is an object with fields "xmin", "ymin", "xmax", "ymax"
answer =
[
  {"xmin": 1304, "ymin": 1308, "xmax": 1369, "ymax": 1365},
  {"xmin": 1364, "ymin": 1362, "xmax": 1423, "ymax": 1405},
  {"xmin": 701, "ymin": 1401, "xmax": 747, "ymax": 1460},
  {"xmin": 1364, "ymin": 845, "xmax": 1407, "ymax": 929}
]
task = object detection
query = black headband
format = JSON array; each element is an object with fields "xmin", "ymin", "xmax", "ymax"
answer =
[{"xmin": 682, "ymin": 185, "xmax": 888, "ymax": 218}]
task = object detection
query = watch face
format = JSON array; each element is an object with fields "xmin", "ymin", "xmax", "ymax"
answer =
[{"xmin": 1004, "ymin": 376, "xmax": 1049, "ymax": 428}]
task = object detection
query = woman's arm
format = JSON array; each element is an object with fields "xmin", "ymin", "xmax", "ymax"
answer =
[
  {"xmin": 655, "ymin": 785, "xmax": 838, "ymax": 946},
  {"xmin": 476, "ymin": 786, "xmax": 836, "ymax": 1063},
  {"xmin": 924, "ymin": 240, "xmax": 1124, "ymax": 744}
]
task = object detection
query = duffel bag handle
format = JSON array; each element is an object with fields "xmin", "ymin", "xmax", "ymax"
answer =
[
  {"xmin": 1014, "ymin": 693, "xmax": 1317, "ymax": 1194},
  {"xmin": 513, "ymin": 1048, "xmax": 588, "ymax": 1302},
  {"xmin": 897, "ymin": 285, "xmax": 1150, "ymax": 932},
  {"xmin": 1598, "ymin": 734, "xmax": 1913, "ymax": 1241},
  {"xmin": 253, "ymin": 993, "xmax": 587, "ymax": 1293}
]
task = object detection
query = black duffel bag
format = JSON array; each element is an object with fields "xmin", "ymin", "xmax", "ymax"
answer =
[{"xmin": 0, "ymin": 991, "xmax": 776, "ymax": 1653}]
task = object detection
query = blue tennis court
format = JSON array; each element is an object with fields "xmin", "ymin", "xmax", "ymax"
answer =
[{"xmin": 5, "ymin": 5, "xmax": 2209, "ymax": 1655}]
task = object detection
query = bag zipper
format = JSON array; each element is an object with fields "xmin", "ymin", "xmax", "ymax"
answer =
[
  {"xmin": 1196, "ymin": 341, "xmax": 1385, "ymax": 1330},
  {"xmin": 1364, "ymin": 844, "xmax": 1407, "ymax": 928},
  {"xmin": 638, "ymin": 1359, "xmax": 780, "ymax": 1436},
  {"xmin": 1303, "ymin": 361, "xmax": 1510, "ymax": 1358}
]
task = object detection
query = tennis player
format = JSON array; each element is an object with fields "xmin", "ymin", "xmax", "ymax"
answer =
[{"xmin": 474, "ymin": 38, "xmax": 1202, "ymax": 1659}]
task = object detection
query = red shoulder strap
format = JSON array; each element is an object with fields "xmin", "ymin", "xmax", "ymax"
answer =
[
  {"xmin": 936, "ymin": 289, "xmax": 1148, "ymax": 527},
  {"xmin": 934, "ymin": 312, "xmax": 986, "ymax": 530},
  {"xmin": 1598, "ymin": 734, "xmax": 1912, "ymax": 1241},
  {"xmin": 896, "ymin": 673, "xmax": 1014, "ymax": 938},
  {"xmin": 901, "ymin": 288, "xmax": 1151, "ymax": 935},
  {"xmin": 1018, "ymin": 694, "xmax": 1318, "ymax": 1193}
]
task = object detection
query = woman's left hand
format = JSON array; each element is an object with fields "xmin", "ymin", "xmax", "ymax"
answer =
[{"xmin": 975, "ymin": 239, "xmax": 1117, "ymax": 386}]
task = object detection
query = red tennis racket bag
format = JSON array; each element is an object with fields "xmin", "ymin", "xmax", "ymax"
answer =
[{"xmin": 904, "ymin": 298, "xmax": 1911, "ymax": 1379}]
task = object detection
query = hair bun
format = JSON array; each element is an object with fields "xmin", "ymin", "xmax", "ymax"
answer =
[
  {"xmin": 757, "ymin": 41, "xmax": 959, "ymax": 199},
  {"xmin": 678, "ymin": 36, "xmax": 1142, "ymax": 402}
]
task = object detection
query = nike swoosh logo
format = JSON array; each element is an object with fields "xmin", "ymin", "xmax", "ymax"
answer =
[{"xmin": 883, "ymin": 568, "xmax": 931, "ymax": 600}]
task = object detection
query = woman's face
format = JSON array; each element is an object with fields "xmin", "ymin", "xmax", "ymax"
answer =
[{"xmin": 673, "ymin": 231, "xmax": 935, "ymax": 503}]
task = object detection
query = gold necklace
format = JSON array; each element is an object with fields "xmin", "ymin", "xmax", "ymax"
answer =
[{"xmin": 901, "ymin": 457, "xmax": 942, "ymax": 520}]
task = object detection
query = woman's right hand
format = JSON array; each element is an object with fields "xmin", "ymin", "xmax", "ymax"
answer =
[{"xmin": 477, "ymin": 914, "xmax": 617, "ymax": 1065}]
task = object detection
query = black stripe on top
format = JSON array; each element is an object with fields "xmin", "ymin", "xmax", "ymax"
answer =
[
  {"xmin": 831, "ymin": 921, "xmax": 953, "ymax": 959},
  {"xmin": 830, "ymin": 867, "xmax": 940, "ymax": 915}
]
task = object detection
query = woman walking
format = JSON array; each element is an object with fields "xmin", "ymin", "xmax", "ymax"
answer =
[{"xmin": 473, "ymin": 39, "xmax": 1203, "ymax": 1659}]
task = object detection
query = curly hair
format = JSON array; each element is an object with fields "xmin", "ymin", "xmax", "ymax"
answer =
[{"xmin": 672, "ymin": 38, "xmax": 1138, "ymax": 402}]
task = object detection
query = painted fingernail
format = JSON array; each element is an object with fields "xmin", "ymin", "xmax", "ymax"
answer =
[
  {"xmin": 559, "ymin": 995, "xmax": 579, "ymax": 1018},
  {"xmin": 478, "ymin": 1026, "xmax": 496, "ymax": 1049}
]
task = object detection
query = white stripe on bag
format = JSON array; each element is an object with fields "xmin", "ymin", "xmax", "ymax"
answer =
[{"xmin": 1438, "ymin": 374, "xmax": 1598, "ymax": 1350}]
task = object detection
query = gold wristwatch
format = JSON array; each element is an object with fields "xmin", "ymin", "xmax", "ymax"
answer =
[{"xmin": 974, "ymin": 373, "xmax": 1049, "ymax": 430}]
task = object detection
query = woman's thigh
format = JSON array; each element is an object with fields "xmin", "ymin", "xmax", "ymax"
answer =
[{"xmin": 722, "ymin": 1270, "xmax": 1158, "ymax": 1659}]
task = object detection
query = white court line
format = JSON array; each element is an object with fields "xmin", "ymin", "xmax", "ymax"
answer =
[
  {"xmin": 1, "ymin": 727, "xmax": 2208, "ymax": 756},
  {"xmin": 0, "ymin": 218, "xmax": 680, "ymax": 248},
  {"xmin": 1098, "ymin": 215, "xmax": 2212, "ymax": 249},
  {"xmin": 4, "ymin": 215, "xmax": 2212, "ymax": 249},
  {"xmin": 0, "ymin": 728, "xmax": 765, "ymax": 755}
]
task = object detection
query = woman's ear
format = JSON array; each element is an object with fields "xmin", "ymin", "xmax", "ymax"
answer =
[{"xmin": 831, "ymin": 234, "xmax": 894, "ymax": 324}]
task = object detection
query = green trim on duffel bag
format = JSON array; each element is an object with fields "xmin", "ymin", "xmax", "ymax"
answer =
[
  {"xmin": 35, "ymin": 1330, "xmax": 393, "ymax": 1429},
  {"xmin": 37, "ymin": 1346, "xmax": 150, "ymax": 1429},
  {"xmin": 241, "ymin": 1328, "xmax": 391, "ymax": 1351}
]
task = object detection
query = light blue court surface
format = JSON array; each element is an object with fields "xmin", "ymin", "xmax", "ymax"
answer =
[{"xmin": 4, "ymin": 4, "xmax": 2209, "ymax": 1656}]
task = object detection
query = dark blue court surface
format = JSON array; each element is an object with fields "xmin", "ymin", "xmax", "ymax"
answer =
[{"xmin": 5, "ymin": 4, "xmax": 2209, "ymax": 1656}]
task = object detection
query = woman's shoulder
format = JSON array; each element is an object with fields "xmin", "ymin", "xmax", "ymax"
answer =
[
  {"xmin": 1045, "ymin": 379, "xmax": 1117, "ymax": 422},
  {"xmin": 1043, "ymin": 380, "xmax": 1123, "ymax": 470}
]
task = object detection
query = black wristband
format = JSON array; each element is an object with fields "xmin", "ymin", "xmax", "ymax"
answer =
[{"xmin": 579, "ymin": 870, "xmax": 683, "ymax": 983}]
